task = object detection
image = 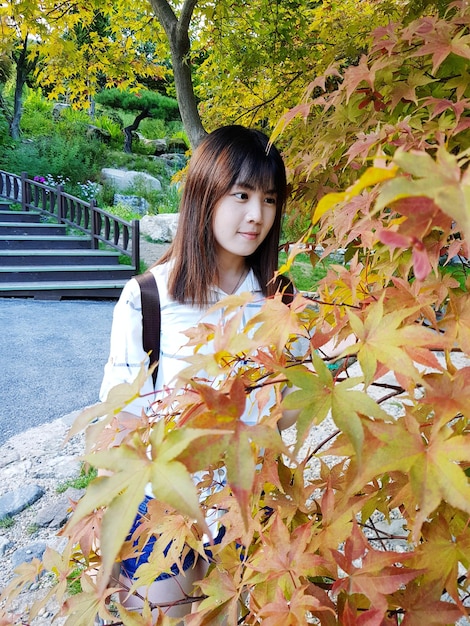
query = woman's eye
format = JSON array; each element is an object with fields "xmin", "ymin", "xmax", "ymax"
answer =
[
  {"xmin": 234, "ymin": 192, "xmax": 248, "ymax": 200},
  {"xmin": 265, "ymin": 197, "xmax": 276, "ymax": 205}
]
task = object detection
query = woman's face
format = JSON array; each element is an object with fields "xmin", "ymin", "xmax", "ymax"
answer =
[{"xmin": 212, "ymin": 183, "xmax": 277, "ymax": 263}]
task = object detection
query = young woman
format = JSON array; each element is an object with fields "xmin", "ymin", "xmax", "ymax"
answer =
[{"xmin": 99, "ymin": 125, "xmax": 296, "ymax": 621}]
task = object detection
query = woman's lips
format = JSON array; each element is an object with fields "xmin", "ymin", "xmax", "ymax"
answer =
[{"xmin": 239, "ymin": 231, "xmax": 259, "ymax": 240}]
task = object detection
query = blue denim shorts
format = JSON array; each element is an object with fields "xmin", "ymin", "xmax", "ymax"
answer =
[{"xmin": 121, "ymin": 496, "xmax": 225, "ymax": 582}]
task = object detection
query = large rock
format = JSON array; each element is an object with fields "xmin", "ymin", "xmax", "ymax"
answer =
[
  {"xmin": 140, "ymin": 214, "xmax": 179, "ymax": 242},
  {"xmin": 86, "ymin": 124, "xmax": 111, "ymax": 144},
  {"xmin": 167, "ymin": 137, "xmax": 188, "ymax": 153},
  {"xmin": 114, "ymin": 194, "xmax": 149, "ymax": 215},
  {"xmin": 135, "ymin": 133, "xmax": 167, "ymax": 155},
  {"xmin": 0, "ymin": 484, "xmax": 45, "ymax": 521},
  {"xmin": 52, "ymin": 103, "xmax": 70, "ymax": 120},
  {"xmin": 101, "ymin": 168, "xmax": 162, "ymax": 193}
]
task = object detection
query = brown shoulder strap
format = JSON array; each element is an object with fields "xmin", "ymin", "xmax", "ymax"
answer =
[
  {"xmin": 278, "ymin": 275, "xmax": 295, "ymax": 305},
  {"xmin": 135, "ymin": 272, "xmax": 161, "ymax": 388}
]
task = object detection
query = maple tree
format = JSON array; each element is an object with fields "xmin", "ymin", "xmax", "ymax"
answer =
[
  {"xmin": 0, "ymin": 0, "xmax": 162, "ymax": 139},
  {"xmin": 0, "ymin": 0, "xmax": 415, "ymax": 147},
  {"xmin": 4, "ymin": 1, "xmax": 470, "ymax": 625},
  {"xmin": 144, "ymin": 0, "xmax": 409, "ymax": 145}
]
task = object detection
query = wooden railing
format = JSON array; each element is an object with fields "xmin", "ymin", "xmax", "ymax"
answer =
[{"xmin": 0, "ymin": 170, "xmax": 140, "ymax": 271}]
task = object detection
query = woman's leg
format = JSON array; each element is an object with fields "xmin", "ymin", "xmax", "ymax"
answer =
[{"xmin": 118, "ymin": 557, "xmax": 208, "ymax": 620}]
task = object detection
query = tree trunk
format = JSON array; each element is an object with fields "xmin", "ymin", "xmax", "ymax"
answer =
[
  {"xmin": 123, "ymin": 108, "xmax": 151, "ymax": 153},
  {"xmin": 149, "ymin": 0, "xmax": 207, "ymax": 149},
  {"xmin": 10, "ymin": 39, "xmax": 30, "ymax": 140}
]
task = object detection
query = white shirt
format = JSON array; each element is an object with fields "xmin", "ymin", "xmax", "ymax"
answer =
[{"xmin": 100, "ymin": 262, "xmax": 274, "ymax": 425}]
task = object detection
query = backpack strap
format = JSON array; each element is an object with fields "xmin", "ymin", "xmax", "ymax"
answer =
[
  {"xmin": 135, "ymin": 272, "xmax": 161, "ymax": 389},
  {"xmin": 134, "ymin": 270, "xmax": 290, "ymax": 389},
  {"xmin": 278, "ymin": 275, "xmax": 295, "ymax": 305}
]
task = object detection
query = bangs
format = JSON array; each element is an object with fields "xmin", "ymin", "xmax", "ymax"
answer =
[{"xmin": 232, "ymin": 148, "xmax": 284, "ymax": 196}]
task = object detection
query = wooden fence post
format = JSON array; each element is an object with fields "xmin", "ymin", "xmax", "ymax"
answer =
[
  {"xmin": 90, "ymin": 199, "xmax": 99, "ymax": 250},
  {"xmin": 132, "ymin": 219, "xmax": 140, "ymax": 271},
  {"xmin": 57, "ymin": 184, "xmax": 64, "ymax": 223},
  {"xmin": 20, "ymin": 171, "xmax": 29, "ymax": 211}
]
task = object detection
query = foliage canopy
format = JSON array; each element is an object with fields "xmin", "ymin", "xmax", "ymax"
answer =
[{"xmin": 2, "ymin": 1, "xmax": 470, "ymax": 625}]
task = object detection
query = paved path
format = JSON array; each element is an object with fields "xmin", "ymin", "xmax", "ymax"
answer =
[
  {"xmin": 0, "ymin": 238, "xmax": 169, "ymax": 447},
  {"xmin": 0, "ymin": 298, "xmax": 114, "ymax": 446}
]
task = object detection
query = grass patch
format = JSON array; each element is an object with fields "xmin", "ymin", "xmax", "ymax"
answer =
[
  {"xmin": 441, "ymin": 261, "xmax": 469, "ymax": 291},
  {"xmin": 0, "ymin": 515, "xmax": 14, "ymax": 529},
  {"xmin": 56, "ymin": 464, "xmax": 97, "ymax": 494},
  {"xmin": 278, "ymin": 250, "xmax": 335, "ymax": 292},
  {"xmin": 67, "ymin": 566, "xmax": 85, "ymax": 595},
  {"xmin": 27, "ymin": 523, "xmax": 40, "ymax": 536}
]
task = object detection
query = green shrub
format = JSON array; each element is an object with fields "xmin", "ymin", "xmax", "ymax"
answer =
[
  {"xmin": 23, "ymin": 88, "xmax": 54, "ymax": 115},
  {"xmin": 92, "ymin": 114, "xmax": 123, "ymax": 149},
  {"xmin": 0, "ymin": 112, "xmax": 12, "ymax": 148},
  {"xmin": 106, "ymin": 202, "xmax": 142, "ymax": 222},
  {"xmin": 55, "ymin": 108, "xmax": 90, "ymax": 140},
  {"xmin": 0, "ymin": 134, "xmax": 106, "ymax": 185},
  {"xmin": 21, "ymin": 94, "xmax": 55, "ymax": 137},
  {"xmin": 140, "ymin": 117, "xmax": 167, "ymax": 138},
  {"xmin": 106, "ymin": 150, "xmax": 170, "ymax": 180},
  {"xmin": 154, "ymin": 184, "xmax": 180, "ymax": 214},
  {"xmin": 94, "ymin": 88, "xmax": 180, "ymax": 122},
  {"xmin": 170, "ymin": 127, "xmax": 189, "ymax": 148},
  {"xmin": 96, "ymin": 181, "xmax": 116, "ymax": 207}
]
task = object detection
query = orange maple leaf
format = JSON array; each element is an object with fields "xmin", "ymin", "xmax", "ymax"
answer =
[
  {"xmin": 351, "ymin": 415, "xmax": 470, "ymax": 540},
  {"xmin": 256, "ymin": 584, "xmax": 336, "ymax": 625},
  {"xmin": 345, "ymin": 295, "xmax": 443, "ymax": 387},
  {"xmin": 249, "ymin": 515, "xmax": 329, "ymax": 589},
  {"xmin": 245, "ymin": 293, "xmax": 308, "ymax": 354},
  {"xmin": 439, "ymin": 292, "xmax": 470, "ymax": 354}
]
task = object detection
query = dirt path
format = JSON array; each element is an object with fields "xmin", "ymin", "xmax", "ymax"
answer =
[{"xmin": 139, "ymin": 236, "xmax": 170, "ymax": 268}]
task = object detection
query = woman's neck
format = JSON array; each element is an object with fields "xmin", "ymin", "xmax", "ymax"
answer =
[{"xmin": 216, "ymin": 255, "xmax": 248, "ymax": 295}]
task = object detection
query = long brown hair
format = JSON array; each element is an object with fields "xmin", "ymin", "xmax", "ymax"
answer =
[{"xmin": 156, "ymin": 125, "xmax": 287, "ymax": 304}]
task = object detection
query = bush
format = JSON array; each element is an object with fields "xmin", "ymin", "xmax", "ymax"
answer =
[
  {"xmin": 5, "ymin": 5, "xmax": 470, "ymax": 625},
  {"xmin": 94, "ymin": 87, "xmax": 180, "ymax": 122},
  {"xmin": 0, "ymin": 112, "xmax": 12, "ymax": 148},
  {"xmin": 139, "ymin": 117, "xmax": 167, "ymax": 139},
  {"xmin": 0, "ymin": 133, "xmax": 106, "ymax": 185},
  {"xmin": 20, "ymin": 93, "xmax": 55, "ymax": 137},
  {"xmin": 91, "ymin": 114, "xmax": 124, "ymax": 150}
]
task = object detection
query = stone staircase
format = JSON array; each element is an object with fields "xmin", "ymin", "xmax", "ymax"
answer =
[{"xmin": 0, "ymin": 201, "xmax": 136, "ymax": 299}]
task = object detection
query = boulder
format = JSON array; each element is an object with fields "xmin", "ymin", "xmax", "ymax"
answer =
[
  {"xmin": 135, "ymin": 133, "xmax": 167, "ymax": 155},
  {"xmin": 114, "ymin": 194, "xmax": 149, "ymax": 215},
  {"xmin": 167, "ymin": 137, "xmax": 188, "ymax": 153},
  {"xmin": 140, "ymin": 214, "xmax": 179, "ymax": 242},
  {"xmin": 101, "ymin": 168, "xmax": 162, "ymax": 193},
  {"xmin": 52, "ymin": 103, "xmax": 70, "ymax": 121},
  {"xmin": 153, "ymin": 139, "xmax": 169, "ymax": 156},
  {"xmin": 86, "ymin": 124, "xmax": 111, "ymax": 144}
]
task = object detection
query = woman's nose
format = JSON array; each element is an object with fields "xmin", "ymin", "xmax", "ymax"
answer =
[{"xmin": 246, "ymin": 197, "xmax": 263, "ymax": 223}]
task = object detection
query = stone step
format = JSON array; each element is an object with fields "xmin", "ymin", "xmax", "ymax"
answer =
[
  {"xmin": 0, "ymin": 235, "xmax": 91, "ymax": 250},
  {"xmin": 0, "ymin": 249, "xmax": 123, "ymax": 266},
  {"xmin": 0, "ymin": 222, "xmax": 68, "ymax": 236},
  {"xmin": 0, "ymin": 201, "xmax": 15, "ymax": 210},
  {"xmin": 0, "ymin": 194, "xmax": 138, "ymax": 298},
  {"xmin": 0, "ymin": 265, "xmax": 135, "ymax": 283},
  {"xmin": 0, "ymin": 279, "xmax": 129, "ymax": 299},
  {"xmin": 0, "ymin": 210, "xmax": 41, "ymax": 223}
]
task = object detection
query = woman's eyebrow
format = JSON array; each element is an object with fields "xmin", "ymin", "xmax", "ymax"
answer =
[
  {"xmin": 233, "ymin": 181, "xmax": 255, "ymax": 190},
  {"xmin": 234, "ymin": 181, "xmax": 277, "ymax": 194}
]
